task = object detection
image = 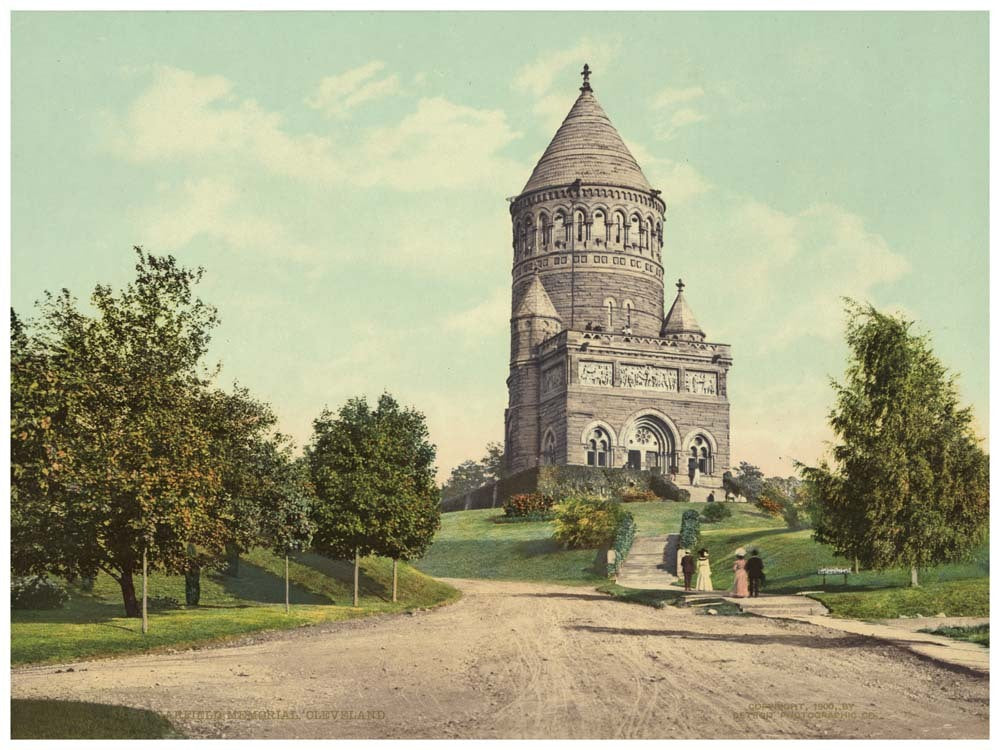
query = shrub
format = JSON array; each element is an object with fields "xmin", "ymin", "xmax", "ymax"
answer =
[
  {"xmin": 503, "ymin": 492, "xmax": 555, "ymax": 518},
  {"xmin": 11, "ymin": 576, "xmax": 69, "ymax": 610},
  {"xmin": 679, "ymin": 509, "xmax": 701, "ymax": 551},
  {"xmin": 607, "ymin": 513, "xmax": 637, "ymax": 577},
  {"xmin": 553, "ymin": 494, "xmax": 627, "ymax": 549},
  {"xmin": 757, "ymin": 495, "xmax": 783, "ymax": 516},
  {"xmin": 620, "ymin": 488, "xmax": 658, "ymax": 503},
  {"xmin": 701, "ymin": 503, "xmax": 732, "ymax": 523},
  {"xmin": 649, "ymin": 474, "xmax": 692, "ymax": 502}
]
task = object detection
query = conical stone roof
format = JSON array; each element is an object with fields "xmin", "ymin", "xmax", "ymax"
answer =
[
  {"xmin": 514, "ymin": 273, "xmax": 561, "ymax": 320},
  {"xmin": 522, "ymin": 88, "xmax": 652, "ymax": 195},
  {"xmin": 661, "ymin": 280, "xmax": 705, "ymax": 340}
]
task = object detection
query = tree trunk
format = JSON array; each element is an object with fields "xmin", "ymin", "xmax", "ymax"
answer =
[
  {"xmin": 223, "ymin": 543, "xmax": 240, "ymax": 577},
  {"xmin": 142, "ymin": 546, "xmax": 149, "ymax": 634},
  {"xmin": 119, "ymin": 570, "xmax": 141, "ymax": 618},
  {"xmin": 910, "ymin": 565, "xmax": 920, "ymax": 587},
  {"xmin": 854, "ymin": 557, "xmax": 859, "ymax": 574},
  {"xmin": 285, "ymin": 554, "xmax": 290, "ymax": 614},
  {"xmin": 185, "ymin": 543, "xmax": 200, "ymax": 606},
  {"xmin": 353, "ymin": 548, "xmax": 360, "ymax": 607},
  {"xmin": 392, "ymin": 559, "xmax": 398, "ymax": 603}
]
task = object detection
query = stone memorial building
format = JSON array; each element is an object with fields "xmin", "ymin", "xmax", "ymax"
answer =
[{"xmin": 504, "ymin": 65, "xmax": 733, "ymax": 483}]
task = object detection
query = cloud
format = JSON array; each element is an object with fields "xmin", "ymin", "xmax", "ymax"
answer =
[
  {"xmin": 138, "ymin": 177, "xmax": 321, "ymax": 263},
  {"xmin": 443, "ymin": 286, "xmax": 509, "ymax": 338},
  {"xmin": 512, "ymin": 36, "xmax": 622, "ymax": 131},
  {"xmin": 306, "ymin": 60, "xmax": 400, "ymax": 118},
  {"xmin": 626, "ymin": 139, "xmax": 712, "ymax": 205},
  {"xmin": 104, "ymin": 65, "xmax": 523, "ymax": 191},
  {"xmin": 355, "ymin": 97, "xmax": 524, "ymax": 190},
  {"xmin": 677, "ymin": 195, "xmax": 910, "ymax": 351},
  {"xmin": 651, "ymin": 85, "xmax": 705, "ymax": 110}
]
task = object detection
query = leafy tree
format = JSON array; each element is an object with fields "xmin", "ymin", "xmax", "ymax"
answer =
[
  {"xmin": 308, "ymin": 393, "xmax": 439, "ymax": 606},
  {"xmin": 440, "ymin": 459, "xmax": 488, "ymax": 498},
  {"xmin": 482, "ymin": 441, "xmax": 507, "ymax": 482},
  {"xmin": 260, "ymin": 456, "xmax": 316, "ymax": 614},
  {"xmin": 724, "ymin": 462, "xmax": 765, "ymax": 505},
  {"xmin": 441, "ymin": 441, "xmax": 507, "ymax": 498},
  {"xmin": 11, "ymin": 249, "xmax": 224, "ymax": 617},
  {"xmin": 799, "ymin": 301, "xmax": 988, "ymax": 586}
]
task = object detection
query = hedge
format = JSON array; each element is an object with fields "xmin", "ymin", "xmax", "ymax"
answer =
[
  {"xmin": 607, "ymin": 512, "xmax": 637, "ymax": 577},
  {"xmin": 679, "ymin": 508, "xmax": 701, "ymax": 551}
]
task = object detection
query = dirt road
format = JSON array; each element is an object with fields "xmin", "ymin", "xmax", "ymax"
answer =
[{"xmin": 11, "ymin": 579, "xmax": 989, "ymax": 739}]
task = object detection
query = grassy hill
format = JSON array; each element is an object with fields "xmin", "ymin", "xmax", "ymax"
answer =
[
  {"xmin": 416, "ymin": 502, "xmax": 988, "ymax": 618},
  {"xmin": 11, "ymin": 550, "xmax": 459, "ymax": 665}
]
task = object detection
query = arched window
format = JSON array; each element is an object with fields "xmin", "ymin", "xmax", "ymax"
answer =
[
  {"xmin": 519, "ymin": 221, "xmax": 528, "ymax": 255},
  {"xmin": 575, "ymin": 210, "xmax": 586, "ymax": 244},
  {"xmin": 629, "ymin": 214, "xmax": 641, "ymax": 249},
  {"xmin": 623, "ymin": 300, "xmax": 634, "ymax": 329},
  {"xmin": 604, "ymin": 297, "xmax": 616, "ymax": 329},
  {"xmin": 542, "ymin": 431, "xmax": 557, "ymax": 465},
  {"xmin": 586, "ymin": 427, "xmax": 611, "ymax": 467},
  {"xmin": 553, "ymin": 212, "xmax": 566, "ymax": 248},
  {"xmin": 688, "ymin": 434, "xmax": 713, "ymax": 476},
  {"xmin": 524, "ymin": 217, "xmax": 534, "ymax": 254},
  {"xmin": 540, "ymin": 214, "xmax": 551, "ymax": 248},
  {"xmin": 614, "ymin": 211, "xmax": 625, "ymax": 245},
  {"xmin": 656, "ymin": 221, "xmax": 663, "ymax": 248},
  {"xmin": 592, "ymin": 210, "xmax": 607, "ymax": 247}
]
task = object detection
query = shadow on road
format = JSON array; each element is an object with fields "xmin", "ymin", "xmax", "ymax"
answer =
[{"xmin": 566, "ymin": 624, "xmax": 875, "ymax": 650}]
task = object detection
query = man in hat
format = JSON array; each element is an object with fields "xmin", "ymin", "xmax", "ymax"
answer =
[
  {"xmin": 746, "ymin": 548, "xmax": 765, "ymax": 597},
  {"xmin": 680, "ymin": 549, "xmax": 696, "ymax": 591}
]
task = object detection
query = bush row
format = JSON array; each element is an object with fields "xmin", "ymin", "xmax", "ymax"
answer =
[
  {"xmin": 553, "ymin": 495, "xmax": 628, "ymax": 550},
  {"xmin": 680, "ymin": 509, "xmax": 701, "ymax": 551},
  {"xmin": 11, "ymin": 575, "xmax": 69, "ymax": 610},
  {"xmin": 503, "ymin": 492, "xmax": 555, "ymax": 518},
  {"xmin": 606, "ymin": 512, "xmax": 637, "ymax": 577}
]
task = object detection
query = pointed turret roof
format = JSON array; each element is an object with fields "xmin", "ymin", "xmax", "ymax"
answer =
[
  {"xmin": 521, "ymin": 66, "xmax": 652, "ymax": 195},
  {"xmin": 514, "ymin": 272, "xmax": 560, "ymax": 320},
  {"xmin": 661, "ymin": 279, "xmax": 705, "ymax": 340}
]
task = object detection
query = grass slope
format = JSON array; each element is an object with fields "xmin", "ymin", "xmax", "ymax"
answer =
[
  {"xmin": 415, "ymin": 508, "xmax": 605, "ymax": 584},
  {"xmin": 11, "ymin": 550, "xmax": 459, "ymax": 666},
  {"xmin": 420, "ymin": 502, "xmax": 988, "ymax": 619},
  {"xmin": 11, "ymin": 699, "xmax": 183, "ymax": 739}
]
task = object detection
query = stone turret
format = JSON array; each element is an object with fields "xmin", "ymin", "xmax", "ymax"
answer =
[{"xmin": 661, "ymin": 278, "xmax": 706, "ymax": 341}]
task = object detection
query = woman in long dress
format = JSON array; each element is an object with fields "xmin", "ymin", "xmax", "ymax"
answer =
[
  {"xmin": 731, "ymin": 554, "xmax": 750, "ymax": 598},
  {"xmin": 694, "ymin": 549, "xmax": 713, "ymax": 591}
]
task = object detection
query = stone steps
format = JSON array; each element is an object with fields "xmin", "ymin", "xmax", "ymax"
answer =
[{"xmin": 615, "ymin": 534, "xmax": 679, "ymax": 589}]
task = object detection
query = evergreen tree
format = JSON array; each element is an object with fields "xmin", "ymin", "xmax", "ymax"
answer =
[{"xmin": 800, "ymin": 301, "xmax": 988, "ymax": 586}]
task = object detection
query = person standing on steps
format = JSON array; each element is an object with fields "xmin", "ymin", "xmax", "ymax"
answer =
[
  {"xmin": 680, "ymin": 549, "xmax": 696, "ymax": 591},
  {"xmin": 731, "ymin": 551, "xmax": 750, "ymax": 598},
  {"xmin": 746, "ymin": 549, "xmax": 765, "ymax": 597},
  {"xmin": 694, "ymin": 549, "xmax": 713, "ymax": 591}
]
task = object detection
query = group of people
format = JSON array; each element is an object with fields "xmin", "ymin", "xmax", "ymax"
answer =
[{"xmin": 679, "ymin": 547, "xmax": 765, "ymax": 598}]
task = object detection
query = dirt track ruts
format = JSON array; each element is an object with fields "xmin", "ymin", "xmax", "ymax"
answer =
[{"xmin": 11, "ymin": 578, "xmax": 989, "ymax": 739}]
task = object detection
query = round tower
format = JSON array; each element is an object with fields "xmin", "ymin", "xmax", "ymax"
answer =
[{"xmin": 508, "ymin": 65, "xmax": 667, "ymax": 339}]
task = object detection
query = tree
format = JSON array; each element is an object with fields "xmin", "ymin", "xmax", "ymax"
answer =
[
  {"xmin": 11, "ymin": 249, "xmax": 226, "ymax": 617},
  {"xmin": 441, "ymin": 440, "xmax": 506, "ymax": 499},
  {"xmin": 440, "ymin": 460, "xmax": 488, "ymax": 498},
  {"xmin": 308, "ymin": 393, "xmax": 439, "ymax": 606},
  {"xmin": 799, "ymin": 301, "xmax": 988, "ymax": 586},
  {"xmin": 724, "ymin": 462, "xmax": 765, "ymax": 504},
  {"xmin": 260, "ymin": 455, "xmax": 316, "ymax": 614}
]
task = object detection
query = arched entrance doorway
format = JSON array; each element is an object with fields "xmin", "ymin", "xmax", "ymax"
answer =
[{"xmin": 622, "ymin": 416, "xmax": 676, "ymax": 473}]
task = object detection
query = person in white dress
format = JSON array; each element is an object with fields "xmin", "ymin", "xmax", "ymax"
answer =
[{"xmin": 695, "ymin": 549, "xmax": 714, "ymax": 591}]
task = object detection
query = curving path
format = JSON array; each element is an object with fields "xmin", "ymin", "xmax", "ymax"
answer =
[{"xmin": 11, "ymin": 578, "xmax": 988, "ymax": 739}]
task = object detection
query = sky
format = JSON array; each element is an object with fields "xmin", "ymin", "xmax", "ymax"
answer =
[{"xmin": 11, "ymin": 11, "xmax": 989, "ymax": 481}]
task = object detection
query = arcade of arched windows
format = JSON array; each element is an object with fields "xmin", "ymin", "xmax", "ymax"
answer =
[{"xmin": 512, "ymin": 206, "xmax": 664, "ymax": 260}]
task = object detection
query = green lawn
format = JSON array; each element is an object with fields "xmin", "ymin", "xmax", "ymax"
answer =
[
  {"xmin": 11, "ymin": 550, "xmax": 459, "ymax": 665},
  {"xmin": 11, "ymin": 699, "xmax": 183, "ymax": 739},
  {"xmin": 419, "ymin": 501, "xmax": 989, "ymax": 620},
  {"xmin": 414, "ymin": 508, "xmax": 606, "ymax": 583},
  {"xmin": 919, "ymin": 623, "xmax": 989, "ymax": 647}
]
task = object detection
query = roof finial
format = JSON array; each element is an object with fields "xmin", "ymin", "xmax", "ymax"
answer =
[
  {"xmin": 580, "ymin": 63, "xmax": 592, "ymax": 92},
  {"xmin": 676, "ymin": 278, "xmax": 685, "ymax": 293}
]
